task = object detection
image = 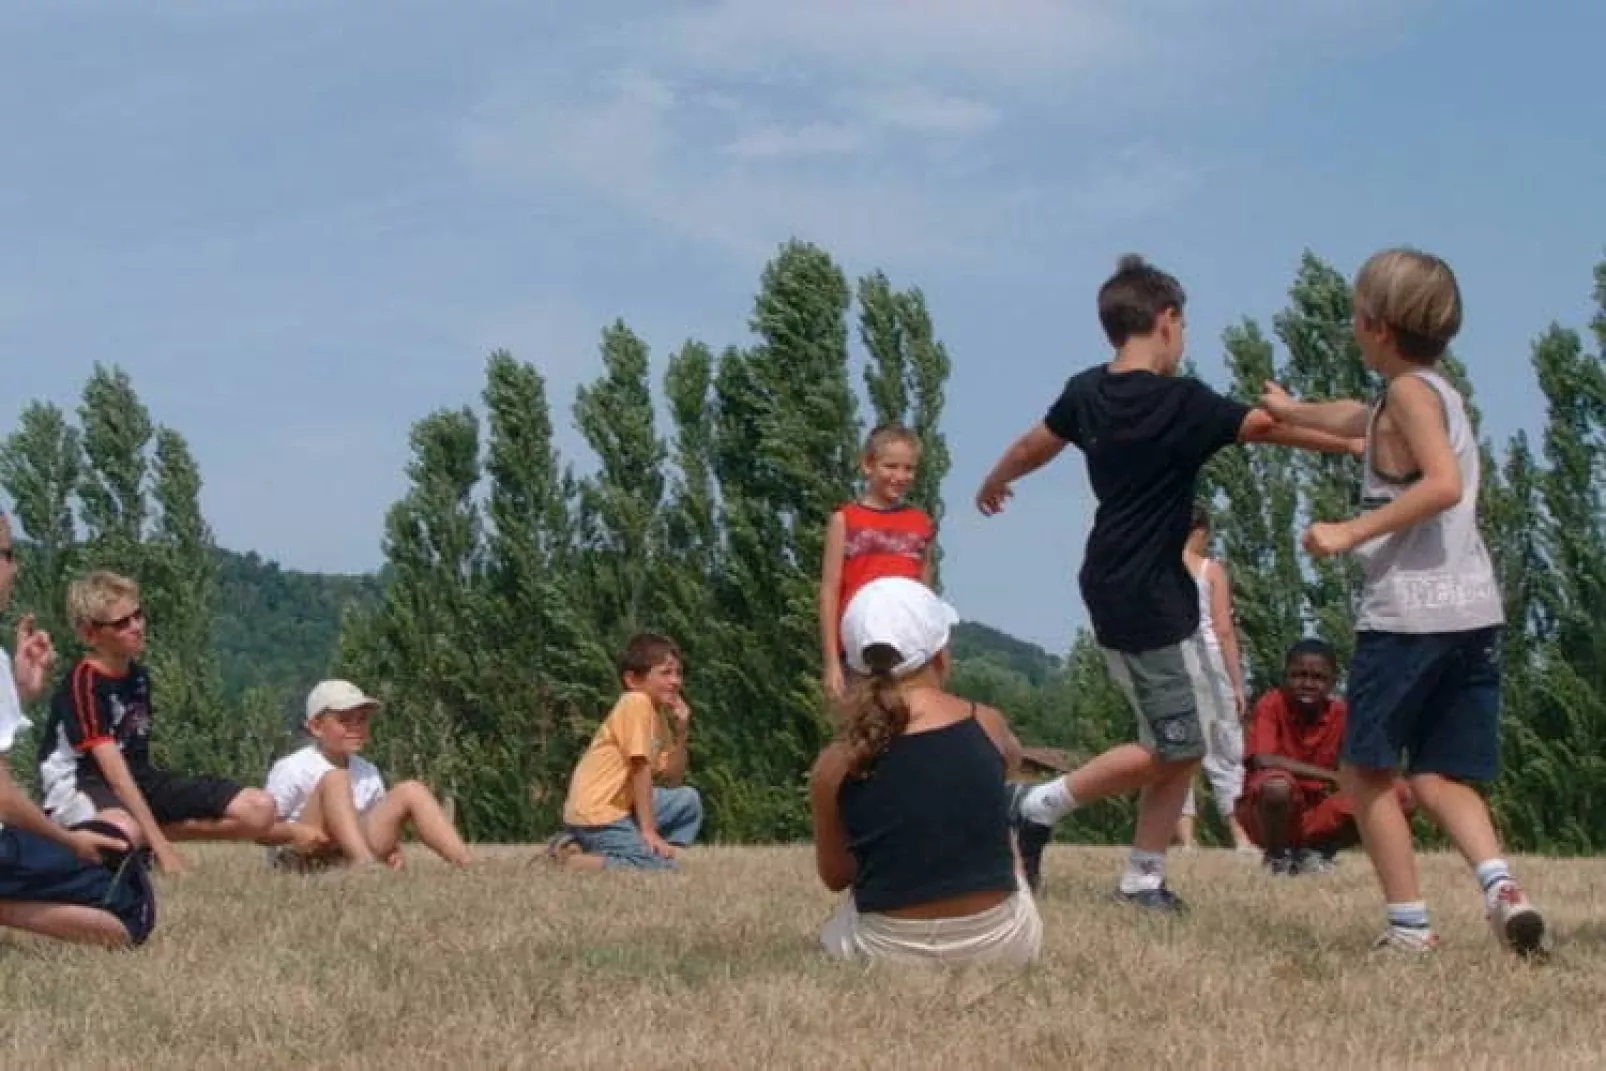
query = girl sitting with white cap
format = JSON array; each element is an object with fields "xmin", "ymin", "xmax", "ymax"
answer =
[{"xmin": 810, "ymin": 576, "xmax": 1043, "ymax": 966}]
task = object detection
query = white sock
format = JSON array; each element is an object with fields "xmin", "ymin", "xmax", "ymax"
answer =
[
  {"xmin": 1475, "ymin": 858, "xmax": 1514, "ymax": 910},
  {"xmin": 1119, "ymin": 849, "xmax": 1166, "ymax": 894},
  {"xmin": 1021, "ymin": 779, "xmax": 1077, "ymax": 826}
]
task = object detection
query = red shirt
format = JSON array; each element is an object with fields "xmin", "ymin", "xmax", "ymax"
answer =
[
  {"xmin": 1244, "ymin": 690, "xmax": 1347, "ymax": 794},
  {"xmin": 837, "ymin": 503, "xmax": 935, "ymax": 620}
]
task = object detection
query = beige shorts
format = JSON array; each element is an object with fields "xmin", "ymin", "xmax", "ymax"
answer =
[{"xmin": 820, "ymin": 879, "xmax": 1042, "ymax": 968}]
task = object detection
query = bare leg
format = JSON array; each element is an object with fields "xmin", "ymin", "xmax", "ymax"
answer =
[
  {"xmin": 0, "ymin": 902, "xmax": 129, "ymax": 947},
  {"xmin": 1341, "ymin": 763, "xmax": 1420, "ymax": 905},
  {"xmin": 1255, "ymin": 777, "xmax": 1296, "ymax": 857},
  {"xmin": 1064, "ymin": 743, "xmax": 1176, "ymax": 806},
  {"xmin": 362, "ymin": 781, "xmax": 473, "ymax": 866},
  {"xmin": 1132, "ymin": 759, "xmax": 1199, "ymax": 854},
  {"xmin": 1408, "ymin": 773, "xmax": 1502, "ymax": 867},
  {"xmin": 163, "ymin": 789, "xmax": 278, "ymax": 844},
  {"xmin": 1174, "ymin": 813, "xmax": 1196, "ymax": 849},
  {"xmin": 560, "ymin": 853, "xmax": 607, "ymax": 872},
  {"xmin": 93, "ymin": 808, "xmax": 142, "ymax": 847},
  {"xmin": 301, "ymin": 770, "xmax": 377, "ymax": 865}
]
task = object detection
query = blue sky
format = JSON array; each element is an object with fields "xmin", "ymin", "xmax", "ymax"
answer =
[{"xmin": 2, "ymin": 1, "xmax": 1603, "ymax": 653}]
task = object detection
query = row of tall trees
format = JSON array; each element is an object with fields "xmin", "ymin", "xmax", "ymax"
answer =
[{"xmin": 4, "ymin": 240, "xmax": 1604, "ymax": 851}]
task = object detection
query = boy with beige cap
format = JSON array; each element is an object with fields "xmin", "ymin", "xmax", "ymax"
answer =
[{"xmin": 265, "ymin": 680, "xmax": 473, "ymax": 870}]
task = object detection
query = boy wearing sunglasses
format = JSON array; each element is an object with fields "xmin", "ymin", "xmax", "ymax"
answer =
[{"xmin": 36, "ymin": 570, "xmax": 285, "ymax": 874}]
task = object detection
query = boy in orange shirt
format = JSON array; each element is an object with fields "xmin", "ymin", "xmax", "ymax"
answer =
[{"xmin": 554, "ymin": 634, "xmax": 701, "ymax": 870}]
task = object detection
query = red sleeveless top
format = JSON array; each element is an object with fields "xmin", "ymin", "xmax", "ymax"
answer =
[{"xmin": 837, "ymin": 503, "xmax": 935, "ymax": 621}]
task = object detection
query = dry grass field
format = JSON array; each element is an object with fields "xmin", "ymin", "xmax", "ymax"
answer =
[{"xmin": 2, "ymin": 843, "xmax": 1604, "ymax": 1070}]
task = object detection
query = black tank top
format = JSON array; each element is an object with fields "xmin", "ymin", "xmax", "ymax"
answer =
[{"xmin": 837, "ymin": 711, "xmax": 1016, "ymax": 914}]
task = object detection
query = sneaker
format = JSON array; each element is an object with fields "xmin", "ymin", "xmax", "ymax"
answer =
[
  {"xmin": 1007, "ymin": 783, "xmax": 1052, "ymax": 894},
  {"xmin": 1296, "ymin": 849, "xmax": 1337, "ymax": 876},
  {"xmin": 1263, "ymin": 849, "xmax": 1300, "ymax": 877},
  {"xmin": 1487, "ymin": 881, "xmax": 1549, "ymax": 959},
  {"xmin": 543, "ymin": 831, "xmax": 579, "ymax": 864},
  {"xmin": 1372, "ymin": 927, "xmax": 1441, "ymax": 955},
  {"xmin": 1114, "ymin": 885, "xmax": 1189, "ymax": 914}
]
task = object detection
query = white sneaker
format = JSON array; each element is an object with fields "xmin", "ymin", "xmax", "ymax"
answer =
[
  {"xmin": 1371, "ymin": 927, "xmax": 1440, "ymax": 955},
  {"xmin": 1487, "ymin": 881, "xmax": 1549, "ymax": 959}
]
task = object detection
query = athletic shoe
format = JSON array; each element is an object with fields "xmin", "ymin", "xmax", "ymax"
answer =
[
  {"xmin": 1296, "ymin": 849, "xmax": 1337, "ymax": 876},
  {"xmin": 1372, "ymin": 927, "xmax": 1440, "ymax": 955},
  {"xmin": 1007, "ymin": 782, "xmax": 1052, "ymax": 894},
  {"xmin": 1114, "ymin": 885, "xmax": 1189, "ymax": 914},
  {"xmin": 1487, "ymin": 881, "xmax": 1549, "ymax": 959},
  {"xmin": 1263, "ymin": 849, "xmax": 1299, "ymax": 877}
]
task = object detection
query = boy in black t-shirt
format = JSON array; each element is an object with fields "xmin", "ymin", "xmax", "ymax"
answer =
[
  {"xmin": 975, "ymin": 255, "xmax": 1359, "ymax": 911},
  {"xmin": 37, "ymin": 571, "xmax": 292, "ymax": 874}
]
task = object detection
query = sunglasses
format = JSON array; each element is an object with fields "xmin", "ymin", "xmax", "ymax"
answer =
[
  {"xmin": 0, "ymin": 547, "xmax": 14, "ymax": 563},
  {"xmin": 95, "ymin": 607, "xmax": 146, "ymax": 632}
]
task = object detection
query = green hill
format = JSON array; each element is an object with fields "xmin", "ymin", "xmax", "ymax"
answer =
[{"xmin": 210, "ymin": 552, "xmax": 1057, "ymax": 701}]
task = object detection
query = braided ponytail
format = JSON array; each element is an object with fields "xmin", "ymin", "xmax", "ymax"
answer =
[{"xmin": 840, "ymin": 643, "xmax": 912, "ymax": 777}]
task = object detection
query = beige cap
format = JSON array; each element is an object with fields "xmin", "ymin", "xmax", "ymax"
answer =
[{"xmin": 304, "ymin": 679, "xmax": 381, "ymax": 726}]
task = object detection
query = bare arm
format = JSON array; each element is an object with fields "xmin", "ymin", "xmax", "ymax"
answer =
[
  {"xmin": 818, "ymin": 511, "xmax": 846, "ymax": 670},
  {"xmin": 0, "ymin": 758, "xmax": 127, "ymax": 862},
  {"xmin": 1261, "ymin": 382, "xmax": 1370, "ymax": 437},
  {"xmin": 1249, "ymin": 754, "xmax": 1340, "ymax": 786},
  {"xmin": 91, "ymin": 742, "xmax": 182, "ymax": 869},
  {"xmin": 1239, "ymin": 409, "xmax": 1360, "ymax": 454},
  {"xmin": 920, "ymin": 540, "xmax": 936, "ymax": 587},
  {"xmin": 976, "ymin": 423, "xmax": 1068, "ymax": 514},
  {"xmin": 1307, "ymin": 377, "xmax": 1462, "ymax": 557},
  {"xmin": 972, "ymin": 704, "xmax": 1023, "ymax": 779},
  {"xmin": 809, "ymin": 746, "xmax": 856, "ymax": 892},
  {"xmin": 659, "ymin": 705, "xmax": 690, "ymax": 785},
  {"xmin": 1207, "ymin": 560, "xmax": 1246, "ymax": 706}
]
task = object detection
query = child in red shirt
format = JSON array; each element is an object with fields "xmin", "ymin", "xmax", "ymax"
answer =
[
  {"xmin": 1237, "ymin": 638, "xmax": 1412, "ymax": 875},
  {"xmin": 818, "ymin": 426, "xmax": 936, "ymax": 700}
]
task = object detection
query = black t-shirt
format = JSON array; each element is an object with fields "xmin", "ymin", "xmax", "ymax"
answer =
[
  {"xmin": 1044, "ymin": 367, "xmax": 1250, "ymax": 652},
  {"xmin": 41, "ymin": 659, "xmax": 155, "ymax": 780}
]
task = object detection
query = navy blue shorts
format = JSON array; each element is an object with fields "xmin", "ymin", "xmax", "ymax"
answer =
[
  {"xmin": 0, "ymin": 823, "xmax": 157, "ymax": 945},
  {"xmin": 1343, "ymin": 626, "xmax": 1503, "ymax": 782}
]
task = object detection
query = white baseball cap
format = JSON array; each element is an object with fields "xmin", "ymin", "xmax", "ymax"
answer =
[
  {"xmin": 304, "ymin": 680, "xmax": 381, "ymax": 725},
  {"xmin": 841, "ymin": 577, "xmax": 960, "ymax": 678}
]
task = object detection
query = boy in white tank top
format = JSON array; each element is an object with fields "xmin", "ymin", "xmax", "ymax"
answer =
[
  {"xmin": 1175, "ymin": 506, "xmax": 1254, "ymax": 852},
  {"xmin": 1262, "ymin": 247, "xmax": 1546, "ymax": 958}
]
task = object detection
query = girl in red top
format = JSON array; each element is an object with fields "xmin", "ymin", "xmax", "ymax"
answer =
[{"xmin": 819, "ymin": 426, "xmax": 937, "ymax": 700}]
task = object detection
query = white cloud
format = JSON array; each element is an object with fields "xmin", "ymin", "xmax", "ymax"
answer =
[
  {"xmin": 723, "ymin": 121, "xmax": 870, "ymax": 160},
  {"xmin": 456, "ymin": 1, "xmax": 1411, "ymax": 267}
]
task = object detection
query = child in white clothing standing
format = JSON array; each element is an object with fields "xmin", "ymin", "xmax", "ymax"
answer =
[{"xmin": 1176, "ymin": 505, "xmax": 1255, "ymax": 852}]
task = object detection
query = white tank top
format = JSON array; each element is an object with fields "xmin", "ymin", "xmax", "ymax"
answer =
[
  {"xmin": 1192, "ymin": 558, "xmax": 1221, "ymax": 650},
  {"xmin": 1355, "ymin": 370, "xmax": 1504, "ymax": 633}
]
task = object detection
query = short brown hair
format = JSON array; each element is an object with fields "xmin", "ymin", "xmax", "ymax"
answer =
[
  {"xmin": 67, "ymin": 570, "xmax": 140, "ymax": 629},
  {"xmin": 617, "ymin": 632, "xmax": 682, "ymax": 683},
  {"xmin": 1097, "ymin": 254, "xmax": 1186, "ymax": 347},
  {"xmin": 1353, "ymin": 248, "xmax": 1462, "ymax": 362},
  {"xmin": 862, "ymin": 424, "xmax": 920, "ymax": 463}
]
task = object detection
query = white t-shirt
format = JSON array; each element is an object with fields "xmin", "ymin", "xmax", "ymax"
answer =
[
  {"xmin": 265, "ymin": 744, "xmax": 387, "ymax": 823},
  {"xmin": 0, "ymin": 651, "xmax": 33, "ymax": 833}
]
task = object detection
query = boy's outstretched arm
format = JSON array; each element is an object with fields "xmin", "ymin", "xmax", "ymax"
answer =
[
  {"xmin": 1261, "ymin": 382, "xmax": 1370, "ymax": 438},
  {"xmin": 1240, "ymin": 409, "xmax": 1362, "ymax": 456},
  {"xmin": 976, "ymin": 424, "xmax": 1067, "ymax": 515},
  {"xmin": 1305, "ymin": 375, "xmax": 1462, "ymax": 558}
]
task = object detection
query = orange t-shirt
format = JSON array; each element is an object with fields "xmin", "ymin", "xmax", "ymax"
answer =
[
  {"xmin": 562, "ymin": 691, "xmax": 671, "ymax": 827},
  {"xmin": 1244, "ymin": 690, "xmax": 1347, "ymax": 795},
  {"xmin": 836, "ymin": 503, "xmax": 935, "ymax": 621}
]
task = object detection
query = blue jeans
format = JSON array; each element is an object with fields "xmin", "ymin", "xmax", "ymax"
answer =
[{"xmin": 568, "ymin": 786, "xmax": 703, "ymax": 870}]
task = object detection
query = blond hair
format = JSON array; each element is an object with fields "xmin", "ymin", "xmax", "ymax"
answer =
[
  {"xmin": 67, "ymin": 570, "xmax": 140, "ymax": 629},
  {"xmin": 838, "ymin": 643, "xmax": 912, "ymax": 778},
  {"xmin": 862, "ymin": 424, "xmax": 920, "ymax": 464},
  {"xmin": 1353, "ymin": 248, "xmax": 1462, "ymax": 362}
]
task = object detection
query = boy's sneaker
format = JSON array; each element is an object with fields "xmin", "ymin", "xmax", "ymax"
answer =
[
  {"xmin": 1007, "ymin": 783, "xmax": 1052, "ymax": 894},
  {"xmin": 1296, "ymin": 848, "xmax": 1337, "ymax": 876},
  {"xmin": 543, "ymin": 831, "xmax": 579, "ymax": 865},
  {"xmin": 1114, "ymin": 885, "xmax": 1189, "ymax": 914},
  {"xmin": 1263, "ymin": 849, "xmax": 1300, "ymax": 877},
  {"xmin": 1372, "ymin": 927, "xmax": 1441, "ymax": 955},
  {"xmin": 1487, "ymin": 881, "xmax": 1549, "ymax": 959}
]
